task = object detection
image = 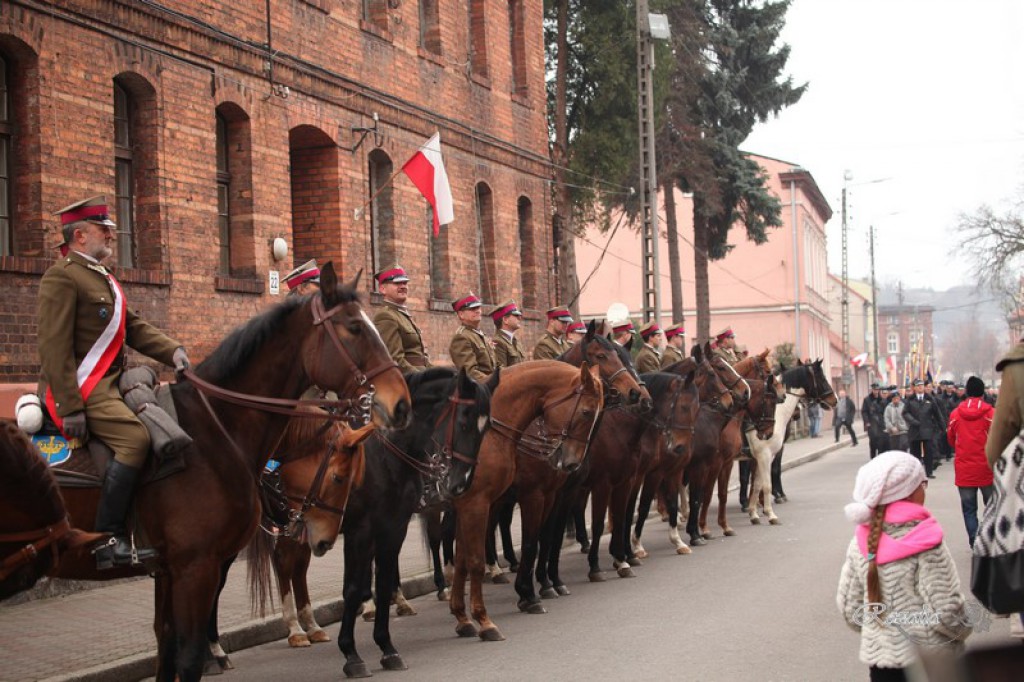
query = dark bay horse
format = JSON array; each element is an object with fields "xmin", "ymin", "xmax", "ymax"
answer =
[
  {"xmin": 631, "ymin": 351, "xmax": 732, "ymax": 558},
  {"xmin": 51, "ymin": 263, "xmax": 412, "ymax": 681},
  {"xmin": 333, "ymin": 367, "xmax": 496, "ymax": 678},
  {"xmin": 450, "ymin": 361, "xmax": 604, "ymax": 641},
  {"xmin": 0, "ymin": 420, "xmax": 101, "ymax": 601}
]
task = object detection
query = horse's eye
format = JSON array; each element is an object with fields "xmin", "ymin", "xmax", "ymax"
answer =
[
  {"xmin": 332, "ymin": 473, "xmax": 343, "ymax": 484},
  {"xmin": 346, "ymin": 322, "xmax": 362, "ymax": 335},
  {"xmin": 582, "ymin": 409, "xmax": 594, "ymax": 417},
  {"xmin": 597, "ymin": 353, "xmax": 607, "ymax": 360}
]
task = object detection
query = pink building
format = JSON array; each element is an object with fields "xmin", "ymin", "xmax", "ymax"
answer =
[{"xmin": 576, "ymin": 153, "xmax": 833, "ymax": 375}]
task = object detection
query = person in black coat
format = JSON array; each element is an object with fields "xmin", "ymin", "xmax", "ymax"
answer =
[
  {"xmin": 861, "ymin": 383, "xmax": 887, "ymax": 459},
  {"xmin": 901, "ymin": 379, "xmax": 945, "ymax": 478},
  {"xmin": 834, "ymin": 390, "xmax": 858, "ymax": 446}
]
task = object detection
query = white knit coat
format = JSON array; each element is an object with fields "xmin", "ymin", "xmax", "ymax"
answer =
[{"xmin": 836, "ymin": 520, "xmax": 972, "ymax": 668}]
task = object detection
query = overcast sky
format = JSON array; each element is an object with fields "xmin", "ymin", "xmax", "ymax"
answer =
[{"xmin": 744, "ymin": 0, "xmax": 1024, "ymax": 292}]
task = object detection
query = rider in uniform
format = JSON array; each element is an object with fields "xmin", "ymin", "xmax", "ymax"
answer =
[
  {"xmin": 532, "ymin": 306, "xmax": 573, "ymax": 360},
  {"xmin": 489, "ymin": 300, "xmax": 525, "ymax": 368},
  {"xmin": 448, "ymin": 293, "xmax": 496, "ymax": 382},
  {"xmin": 660, "ymin": 323, "xmax": 686, "ymax": 368},
  {"xmin": 566, "ymin": 321, "xmax": 587, "ymax": 345},
  {"xmin": 38, "ymin": 196, "xmax": 190, "ymax": 569},
  {"xmin": 634, "ymin": 321, "xmax": 663, "ymax": 373},
  {"xmin": 610, "ymin": 320, "xmax": 635, "ymax": 349},
  {"xmin": 712, "ymin": 327, "xmax": 739, "ymax": 365},
  {"xmin": 282, "ymin": 259, "xmax": 321, "ymax": 296},
  {"xmin": 372, "ymin": 265, "xmax": 432, "ymax": 373}
]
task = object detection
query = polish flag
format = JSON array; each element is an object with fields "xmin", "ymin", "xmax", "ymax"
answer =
[
  {"xmin": 402, "ymin": 132, "xmax": 455, "ymax": 236},
  {"xmin": 850, "ymin": 352, "xmax": 869, "ymax": 368},
  {"xmin": 886, "ymin": 355, "xmax": 897, "ymax": 372}
]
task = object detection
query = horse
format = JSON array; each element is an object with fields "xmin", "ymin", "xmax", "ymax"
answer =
[
  {"xmin": 449, "ymin": 361, "xmax": 604, "ymax": 642},
  {"xmin": 742, "ymin": 359, "xmax": 836, "ymax": 525},
  {"xmin": 482, "ymin": 321, "xmax": 652, "ymax": 584},
  {"xmin": 49, "ymin": 263, "xmax": 412, "ymax": 681},
  {"xmin": 331, "ymin": 367, "xmax": 496, "ymax": 678},
  {"xmin": 631, "ymin": 349, "xmax": 732, "ymax": 559},
  {"xmin": 0, "ymin": 419, "xmax": 101, "ymax": 602},
  {"xmin": 575, "ymin": 369, "xmax": 703, "ymax": 585}
]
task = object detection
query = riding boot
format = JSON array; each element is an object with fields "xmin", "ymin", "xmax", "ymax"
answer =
[{"xmin": 94, "ymin": 460, "xmax": 159, "ymax": 570}]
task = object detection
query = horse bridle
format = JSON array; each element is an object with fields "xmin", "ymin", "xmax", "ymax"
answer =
[
  {"xmin": 282, "ymin": 423, "xmax": 353, "ymax": 531},
  {"xmin": 785, "ymin": 365, "xmax": 836, "ymax": 407},
  {"xmin": 491, "ymin": 382, "xmax": 596, "ymax": 466},
  {"xmin": 643, "ymin": 379, "xmax": 695, "ymax": 441},
  {"xmin": 698, "ymin": 362, "xmax": 734, "ymax": 415},
  {"xmin": 0, "ymin": 517, "xmax": 72, "ymax": 581},
  {"xmin": 581, "ymin": 337, "xmax": 642, "ymax": 408},
  {"xmin": 744, "ymin": 377, "xmax": 778, "ymax": 435}
]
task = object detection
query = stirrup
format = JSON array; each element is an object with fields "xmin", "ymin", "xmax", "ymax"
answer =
[{"xmin": 93, "ymin": 535, "xmax": 157, "ymax": 570}]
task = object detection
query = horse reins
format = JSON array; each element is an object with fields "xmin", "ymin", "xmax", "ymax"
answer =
[
  {"xmin": 374, "ymin": 389, "xmax": 481, "ymax": 479},
  {"xmin": 0, "ymin": 517, "xmax": 72, "ymax": 581},
  {"xmin": 491, "ymin": 383, "xmax": 593, "ymax": 464}
]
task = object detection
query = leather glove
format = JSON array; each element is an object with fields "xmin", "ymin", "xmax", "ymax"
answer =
[
  {"xmin": 62, "ymin": 411, "xmax": 88, "ymax": 441},
  {"xmin": 172, "ymin": 347, "xmax": 191, "ymax": 375}
]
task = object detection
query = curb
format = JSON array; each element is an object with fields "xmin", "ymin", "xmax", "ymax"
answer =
[{"xmin": 46, "ymin": 434, "xmax": 856, "ymax": 681}]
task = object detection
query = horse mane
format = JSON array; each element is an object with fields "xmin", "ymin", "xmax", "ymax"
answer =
[
  {"xmin": 197, "ymin": 296, "xmax": 308, "ymax": 384},
  {"xmin": 639, "ymin": 371, "xmax": 680, "ymax": 398},
  {"xmin": 277, "ymin": 405, "xmax": 333, "ymax": 456},
  {"xmin": 405, "ymin": 366, "xmax": 494, "ymax": 424},
  {"xmin": 781, "ymin": 364, "xmax": 809, "ymax": 388},
  {"xmin": 0, "ymin": 420, "xmax": 65, "ymax": 526}
]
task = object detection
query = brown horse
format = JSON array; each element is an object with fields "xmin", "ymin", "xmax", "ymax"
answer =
[
  {"xmin": 631, "ymin": 348, "xmax": 732, "ymax": 558},
  {"xmin": 50, "ymin": 263, "xmax": 411, "ymax": 681},
  {"xmin": 449, "ymin": 361, "xmax": 604, "ymax": 641},
  {"xmin": 0, "ymin": 420, "xmax": 101, "ymax": 601},
  {"xmin": 692, "ymin": 350, "xmax": 778, "ymax": 540}
]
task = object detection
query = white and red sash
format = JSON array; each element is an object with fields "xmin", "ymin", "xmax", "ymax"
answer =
[{"xmin": 45, "ymin": 267, "xmax": 127, "ymax": 436}]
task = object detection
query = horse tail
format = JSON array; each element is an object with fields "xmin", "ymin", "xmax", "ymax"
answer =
[{"xmin": 245, "ymin": 527, "xmax": 276, "ymax": 618}]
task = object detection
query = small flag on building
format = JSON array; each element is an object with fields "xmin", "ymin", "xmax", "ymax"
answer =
[
  {"xmin": 850, "ymin": 352, "xmax": 869, "ymax": 368},
  {"xmin": 886, "ymin": 355, "xmax": 897, "ymax": 372},
  {"xmin": 402, "ymin": 132, "xmax": 455, "ymax": 236}
]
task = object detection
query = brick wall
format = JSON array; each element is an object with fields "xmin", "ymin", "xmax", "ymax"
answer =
[{"xmin": 0, "ymin": 0, "xmax": 552, "ymax": 384}]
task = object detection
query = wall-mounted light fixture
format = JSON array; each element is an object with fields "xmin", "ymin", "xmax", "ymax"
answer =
[{"xmin": 272, "ymin": 237, "xmax": 288, "ymax": 262}]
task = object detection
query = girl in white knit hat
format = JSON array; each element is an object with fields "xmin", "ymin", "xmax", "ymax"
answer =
[{"xmin": 837, "ymin": 450, "xmax": 974, "ymax": 681}]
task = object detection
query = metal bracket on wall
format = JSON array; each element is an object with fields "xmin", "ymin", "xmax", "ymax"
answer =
[{"xmin": 339, "ymin": 113, "xmax": 383, "ymax": 153}]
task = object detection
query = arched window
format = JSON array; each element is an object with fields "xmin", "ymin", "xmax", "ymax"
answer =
[
  {"xmin": 887, "ymin": 332, "xmax": 899, "ymax": 355},
  {"xmin": 419, "ymin": 0, "xmax": 441, "ymax": 55},
  {"xmin": 215, "ymin": 103, "xmax": 255, "ymax": 278},
  {"xmin": 475, "ymin": 182, "xmax": 495, "ymax": 303},
  {"xmin": 113, "ymin": 81, "xmax": 135, "ymax": 268},
  {"xmin": 368, "ymin": 149, "xmax": 395, "ymax": 276},
  {"xmin": 507, "ymin": 0, "xmax": 527, "ymax": 96},
  {"xmin": 468, "ymin": 0, "xmax": 488, "ymax": 79},
  {"xmin": 113, "ymin": 74, "xmax": 160, "ymax": 270},
  {"xmin": 0, "ymin": 54, "xmax": 11, "ymax": 256},
  {"xmin": 517, "ymin": 196, "xmax": 537, "ymax": 309},
  {"xmin": 216, "ymin": 113, "xmax": 231, "ymax": 273},
  {"xmin": 363, "ymin": 0, "xmax": 389, "ymax": 32}
]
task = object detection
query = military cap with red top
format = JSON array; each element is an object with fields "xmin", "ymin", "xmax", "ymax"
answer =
[
  {"xmin": 282, "ymin": 259, "xmax": 321, "ymax": 290},
  {"xmin": 715, "ymin": 327, "xmax": 735, "ymax": 341},
  {"xmin": 375, "ymin": 264, "xmax": 410, "ymax": 285},
  {"xmin": 488, "ymin": 299, "xmax": 522, "ymax": 322},
  {"xmin": 546, "ymin": 306, "xmax": 573, "ymax": 323},
  {"xmin": 612, "ymin": 320, "xmax": 634, "ymax": 334},
  {"xmin": 54, "ymin": 195, "xmax": 117, "ymax": 257},
  {"xmin": 452, "ymin": 292, "xmax": 482, "ymax": 312},
  {"xmin": 639, "ymin": 321, "xmax": 662, "ymax": 340},
  {"xmin": 664, "ymin": 323, "xmax": 686, "ymax": 340},
  {"xmin": 567, "ymin": 321, "xmax": 587, "ymax": 335}
]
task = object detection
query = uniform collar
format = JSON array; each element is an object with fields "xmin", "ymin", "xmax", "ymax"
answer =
[
  {"xmin": 501, "ymin": 329, "xmax": 515, "ymax": 341},
  {"xmin": 383, "ymin": 300, "xmax": 410, "ymax": 314},
  {"xmin": 69, "ymin": 250, "xmax": 110, "ymax": 276}
]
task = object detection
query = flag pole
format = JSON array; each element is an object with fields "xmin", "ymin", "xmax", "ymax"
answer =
[{"xmin": 354, "ymin": 167, "xmax": 407, "ymax": 220}]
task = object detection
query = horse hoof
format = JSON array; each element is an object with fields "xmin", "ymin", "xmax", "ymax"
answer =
[
  {"xmin": 203, "ymin": 659, "xmax": 224, "ymax": 676},
  {"xmin": 509, "ymin": 563, "xmax": 519, "ymax": 572},
  {"xmin": 659, "ymin": 513, "xmax": 669, "ymax": 522},
  {"xmin": 518, "ymin": 599, "xmax": 547, "ymax": 614},
  {"xmin": 588, "ymin": 571, "xmax": 605, "ymax": 583},
  {"xmin": 491, "ymin": 572, "xmax": 510, "ymax": 584},
  {"xmin": 555, "ymin": 584, "xmax": 571, "ymax": 596},
  {"xmin": 689, "ymin": 536, "xmax": 707, "ymax": 546},
  {"xmin": 700, "ymin": 531, "xmax": 711, "ymax": 540},
  {"xmin": 381, "ymin": 654, "xmax": 407, "ymax": 671},
  {"xmin": 616, "ymin": 565, "xmax": 635, "ymax": 578},
  {"xmin": 288, "ymin": 633, "xmax": 312, "ymax": 648},
  {"xmin": 396, "ymin": 603, "xmax": 417, "ymax": 616},
  {"xmin": 437, "ymin": 588, "xmax": 450, "ymax": 601},
  {"xmin": 455, "ymin": 622, "xmax": 478, "ymax": 638},
  {"xmin": 676, "ymin": 545, "xmax": 692, "ymax": 555},
  {"xmin": 579, "ymin": 543, "xmax": 590, "ymax": 553},
  {"xmin": 750, "ymin": 517, "xmax": 762, "ymax": 525},
  {"xmin": 308, "ymin": 629, "xmax": 331, "ymax": 643},
  {"xmin": 627, "ymin": 556, "xmax": 643, "ymax": 567},
  {"xmin": 343, "ymin": 661, "xmax": 372, "ymax": 678},
  {"xmin": 634, "ymin": 548, "xmax": 649, "ymax": 559},
  {"xmin": 769, "ymin": 518, "xmax": 782, "ymax": 526},
  {"xmin": 362, "ymin": 611, "xmax": 376, "ymax": 622},
  {"xmin": 479, "ymin": 626, "xmax": 506, "ymax": 641},
  {"xmin": 723, "ymin": 528, "xmax": 736, "ymax": 537},
  {"xmin": 217, "ymin": 654, "xmax": 234, "ymax": 670},
  {"xmin": 539, "ymin": 586, "xmax": 559, "ymax": 600}
]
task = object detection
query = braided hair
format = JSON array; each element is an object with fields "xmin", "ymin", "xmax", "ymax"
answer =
[{"xmin": 866, "ymin": 503, "xmax": 887, "ymax": 603}]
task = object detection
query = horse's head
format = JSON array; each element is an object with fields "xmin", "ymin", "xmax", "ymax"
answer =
[
  {"xmin": 706, "ymin": 343, "xmax": 750, "ymax": 405},
  {"xmin": 646, "ymin": 373, "xmax": 699, "ymax": 456},
  {"xmin": 692, "ymin": 345, "xmax": 733, "ymax": 411},
  {"xmin": 783, "ymin": 358, "xmax": 837, "ymax": 410},
  {"xmin": 277, "ymin": 421, "xmax": 374, "ymax": 557},
  {"xmin": 305, "ymin": 263, "xmax": 411, "ymax": 429},
  {"xmin": 436, "ymin": 368, "xmax": 496, "ymax": 498},
  {"xmin": 743, "ymin": 377, "xmax": 777, "ymax": 441},
  {"xmin": 545, "ymin": 363, "xmax": 604, "ymax": 473},
  {"xmin": 579, "ymin": 321, "xmax": 651, "ymax": 411}
]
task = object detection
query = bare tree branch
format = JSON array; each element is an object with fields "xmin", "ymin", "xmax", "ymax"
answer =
[{"xmin": 955, "ymin": 203, "xmax": 1024, "ymax": 286}]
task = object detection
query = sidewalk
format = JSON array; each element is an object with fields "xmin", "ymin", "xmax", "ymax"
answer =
[{"xmin": 0, "ymin": 430, "xmax": 861, "ymax": 682}]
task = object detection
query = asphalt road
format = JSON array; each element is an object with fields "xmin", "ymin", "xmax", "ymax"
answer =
[{"xmin": 215, "ymin": 442, "xmax": 1013, "ymax": 681}]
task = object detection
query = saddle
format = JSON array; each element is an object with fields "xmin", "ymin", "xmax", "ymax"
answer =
[{"xmin": 28, "ymin": 372, "xmax": 189, "ymax": 489}]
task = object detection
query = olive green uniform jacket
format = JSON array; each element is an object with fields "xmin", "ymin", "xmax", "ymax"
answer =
[
  {"xmin": 449, "ymin": 325, "xmax": 497, "ymax": 383},
  {"xmin": 38, "ymin": 252, "xmax": 180, "ymax": 464},
  {"xmin": 712, "ymin": 346, "xmax": 740, "ymax": 366},
  {"xmin": 532, "ymin": 332, "xmax": 566, "ymax": 361},
  {"xmin": 660, "ymin": 344, "xmax": 685, "ymax": 369},
  {"xmin": 987, "ymin": 341, "xmax": 1024, "ymax": 466},
  {"xmin": 373, "ymin": 301, "xmax": 431, "ymax": 373},
  {"xmin": 493, "ymin": 331, "xmax": 526, "ymax": 368},
  {"xmin": 635, "ymin": 344, "xmax": 661, "ymax": 374}
]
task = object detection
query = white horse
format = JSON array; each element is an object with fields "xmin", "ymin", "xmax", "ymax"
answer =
[{"xmin": 743, "ymin": 360, "xmax": 836, "ymax": 525}]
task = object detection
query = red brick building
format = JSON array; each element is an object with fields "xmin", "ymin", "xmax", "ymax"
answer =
[
  {"xmin": 0, "ymin": 0, "xmax": 552, "ymax": 404},
  {"xmin": 877, "ymin": 304, "xmax": 936, "ymax": 385}
]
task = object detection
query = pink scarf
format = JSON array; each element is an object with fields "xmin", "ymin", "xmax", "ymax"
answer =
[{"xmin": 855, "ymin": 501, "xmax": 943, "ymax": 565}]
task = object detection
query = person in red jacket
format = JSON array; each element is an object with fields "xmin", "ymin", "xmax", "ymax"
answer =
[{"xmin": 946, "ymin": 375, "xmax": 995, "ymax": 548}]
